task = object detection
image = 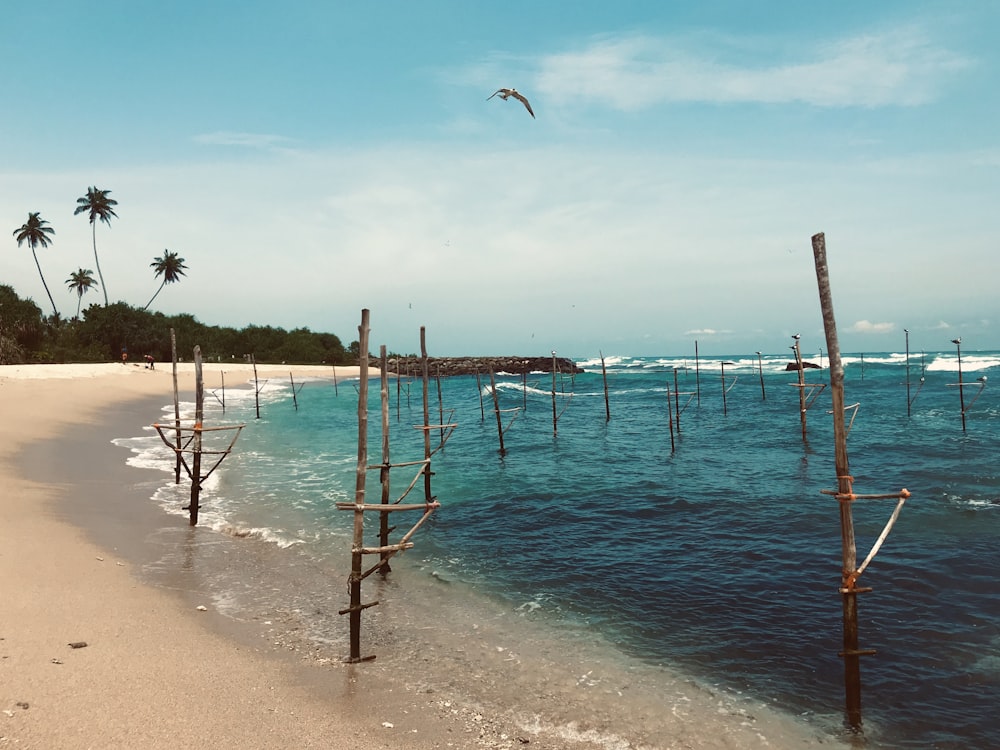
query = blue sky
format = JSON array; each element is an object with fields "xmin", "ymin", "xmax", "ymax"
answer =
[{"xmin": 3, "ymin": 1, "xmax": 998, "ymax": 357}]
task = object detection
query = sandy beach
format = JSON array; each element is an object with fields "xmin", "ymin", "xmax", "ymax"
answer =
[
  {"xmin": 0, "ymin": 361, "xmax": 483, "ymax": 750},
  {"xmin": 1, "ymin": 362, "xmax": 833, "ymax": 750}
]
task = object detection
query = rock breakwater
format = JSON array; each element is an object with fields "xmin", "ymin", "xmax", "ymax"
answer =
[{"xmin": 388, "ymin": 355, "xmax": 582, "ymax": 377}]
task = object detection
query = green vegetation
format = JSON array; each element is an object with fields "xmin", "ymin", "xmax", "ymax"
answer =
[{"xmin": 0, "ymin": 285, "xmax": 351, "ymax": 366}]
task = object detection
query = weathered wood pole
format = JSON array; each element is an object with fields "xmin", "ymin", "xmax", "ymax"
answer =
[
  {"xmin": 756, "ymin": 351, "xmax": 766, "ymax": 401},
  {"xmin": 189, "ymin": 346, "xmax": 205, "ymax": 526},
  {"xmin": 522, "ymin": 371, "xmax": 527, "ymax": 412},
  {"xmin": 953, "ymin": 338, "xmax": 967, "ymax": 432},
  {"xmin": 904, "ymin": 330, "xmax": 911, "ymax": 417},
  {"xmin": 792, "ymin": 339, "xmax": 808, "ymax": 441},
  {"xmin": 290, "ymin": 372, "xmax": 299, "ymax": 411},
  {"xmin": 419, "ymin": 328, "xmax": 433, "ymax": 502},
  {"xmin": 378, "ymin": 345, "xmax": 392, "ymax": 575},
  {"xmin": 170, "ymin": 328, "xmax": 182, "ymax": 484},
  {"xmin": 219, "ymin": 371, "xmax": 226, "ymax": 413},
  {"xmin": 666, "ymin": 382, "xmax": 676, "ymax": 452},
  {"xmin": 476, "ymin": 369, "xmax": 485, "ymax": 421},
  {"xmin": 252, "ymin": 353, "xmax": 261, "ymax": 419},
  {"xmin": 488, "ymin": 367, "xmax": 506, "ymax": 457},
  {"xmin": 435, "ymin": 364, "xmax": 445, "ymax": 448},
  {"xmin": 673, "ymin": 368, "xmax": 682, "ymax": 433},
  {"xmin": 694, "ymin": 340, "xmax": 702, "ymax": 405},
  {"xmin": 550, "ymin": 351, "xmax": 558, "ymax": 437},
  {"xmin": 600, "ymin": 350, "xmax": 611, "ymax": 421},
  {"xmin": 811, "ymin": 232, "xmax": 863, "ymax": 730},
  {"xmin": 348, "ymin": 309, "xmax": 371, "ymax": 662},
  {"xmin": 332, "ymin": 363, "xmax": 339, "ymax": 396},
  {"xmin": 721, "ymin": 361, "xmax": 734, "ymax": 416}
]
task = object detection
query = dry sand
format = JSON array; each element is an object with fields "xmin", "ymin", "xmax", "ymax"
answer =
[{"xmin": 0, "ymin": 362, "xmax": 491, "ymax": 750}]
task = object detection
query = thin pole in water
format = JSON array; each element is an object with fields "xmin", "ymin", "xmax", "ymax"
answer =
[
  {"xmin": 904, "ymin": 330, "xmax": 911, "ymax": 417},
  {"xmin": 756, "ymin": 351, "xmax": 766, "ymax": 401}
]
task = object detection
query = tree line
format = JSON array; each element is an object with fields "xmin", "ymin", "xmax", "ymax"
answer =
[{"xmin": 0, "ymin": 285, "xmax": 351, "ymax": 366}]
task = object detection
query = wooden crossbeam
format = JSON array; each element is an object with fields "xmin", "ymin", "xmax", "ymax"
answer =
[{"xmin": 335, "ymin": 501, "xmax": 440, "ymax": 512}]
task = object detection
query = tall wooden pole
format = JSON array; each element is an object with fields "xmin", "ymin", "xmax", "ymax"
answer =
[
  {"xmin": 189, "ymin": 346, "xmax": 204, "ymax": 526},
  {"xmin": 600, "ymin": 350, "xmax": 611, "ymax": 421},
  {"xmin": 694, "ymin": 340, "xmax": 701, "ymax": 406},
  {"xmin": 756, "ymin": 351, "xmax": 766, "ymax": 401},
  {"xmin": 904, "ymin": 330, "xmax": 911, "ymax": 417},
  {"xmin": 550, "ymin": 351, "xmax": 558, "ymax": 437},
  {"xmin": 811, "ymin": 232, "xmax": 862, "ymax": 729},
  {"xmin": 349, "ymin": 309, "xmax": 371, "ymax": 662},
  {"xmin": 378, "ymin": 345, "xmax": 392, "ymax": 575},
  {"xmin": 489, "ymin": 367, "xmax": 506, "ymax": 457},
  {"xmin": 420, "ymin": 328, "xmax": 432, "ymax": 503},
  {"xmin": 792, "ymin": 339, "xmax": 808, "ymax": 442},
  {"xmin": 673, "ymin": 368, "xmax": 681, "ymax": 433},
  {"xmin": 170, "ymin": 328, "xmax": 182, "ymax": 484},
  {"xmin": 252, "ymin": 353, "xmax": 260, "ymax": 419},
  {"xmin": 953, "ymin": 338, "xmax": 966, "ymax": 432}
]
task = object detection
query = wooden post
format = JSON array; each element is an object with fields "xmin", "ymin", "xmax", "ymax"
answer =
[
  {"xmin": 252, "ymin": 353, "xmax": 261, "ymax": 419},
  {"xmin": 757, "ymin": 351, "xmax": 766, "ymax": 401},
  {"xmin": 811, "ymin": 232, "xmax": 863, "ymax": 730},
  {"xmin": 673, "ymin": 368, "xmax": 682, "ymax": 433},
  {"xmin": 904, "ymin": 330, "xmax": 911, "ymax": 417},
  {"xmin": 419, "ymin": 328, "xmax": 433, "ymax": 503},
  {"xmin": 694, "ymin": 340, "xmax": 701, "ymax": 406},
  {"xmin": 953, "ymin": 338, "xmax": 966, "ymax": 432},
  {"xmin": 290, "ymin": 372, "xmax": 299, "ymax": 411},
  {"xmin": 600, "ymin": 350, "xmax": 611, "ymax": 421},
  {"xmin": 721, "ymin": 361, "xmax": 734, "ymax": 416},
  {"xmin": 550, "ymin": 351, "xmax": 558, "ymax": 437},
  {"xmin": 435, "ymin": 364, "xmax": 445, "ymax": 448},
  {"xmin": 666, "ymin": 381, "xmax": 675, "ymax": 453},
  {"xmin": 476, "ymin": 369, "xmax": 485, "ymax": 421},
  {"xmin": 348, "ymin": 309, "xmax": 371, "ymax": 662},
  {"xmin": 378, "ymin": 345, "xmax": 392, "ymax": 575},
  {"xmin": 332, "ymin": 363, "xmax": 339, "ymax": 396},
  {"xmin": 170, "ymin": 328, "xmax": 182, "ymax": 484},
  {"xmin": 219, "ymin": 371, "xmax": 226, "ymax": 413},
  {"xmin": 189, "ymin": 346, "xmax": 204, "ymax": 526},
  {"xmin": 792, "ymin": 338, "xmax": 808, "ymax": 441},
  {"xmin": 489, "ymin": 367, "xmax": 506, "ymax": 457}
]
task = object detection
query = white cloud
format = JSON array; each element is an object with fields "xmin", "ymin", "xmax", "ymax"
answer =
[
  {"xmin": 534, "ymin": 26, "xmax": 971, "ymax": 110},
  {"xmin": 850, "ymin": 320, "xmax": 896, "ymax": 334}
]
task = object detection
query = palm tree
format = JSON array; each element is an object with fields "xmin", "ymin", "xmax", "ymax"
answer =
[
  {"xmin": 144, "ymin": 250, "xmax": 188, "ymax": 310},
  {"xmin": 74, "ymin": 186, "xmax": 118, "ymax": 305},
  {"xmin": 66, "ymin": 268, "xmax": 99, "ymax": 318},
  {"xmin": 12, "ymin": 212, "xmax": 59, "ymax": 317}
]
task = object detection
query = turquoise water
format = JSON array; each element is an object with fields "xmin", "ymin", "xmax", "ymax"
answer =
[{"xmin": 117, "ymin": 350, "xmax": 1000, "ymax": 748}]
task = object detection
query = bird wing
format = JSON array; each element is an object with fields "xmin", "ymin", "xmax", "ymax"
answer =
[
  {"xmin": 486, "ymin": 89, "xmax": 506, "ymax": 101},
  {"xmin": 510, "ymin": 90, "xmax": 535, "ymax": 118}
]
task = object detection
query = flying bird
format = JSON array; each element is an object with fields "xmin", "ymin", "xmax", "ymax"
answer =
[{"xmin": 487, "ymin": 88, "xmax": 535, "ymax": 118}]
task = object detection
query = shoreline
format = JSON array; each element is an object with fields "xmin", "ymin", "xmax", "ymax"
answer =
[
  {"xmin": 1, "ymin": 363, "xmax": 836, "ymax": 749},
  {"xmin": 0, "ymin": 363, "xmax": 470, "ymax": 750}
]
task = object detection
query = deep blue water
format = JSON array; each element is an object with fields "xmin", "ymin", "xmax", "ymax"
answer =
[{"xmin": 122, "ymin": 350, "xmax": 1000, "ymax": 748}]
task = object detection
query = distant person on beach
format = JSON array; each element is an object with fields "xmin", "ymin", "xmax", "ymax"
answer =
[
  {"xmin": 144, "ymin": 354, "xmax": 155, "ymax": 370},
  {"xmin": 121, "ymin": 347, "xmax": 128, "ymax": 365}
]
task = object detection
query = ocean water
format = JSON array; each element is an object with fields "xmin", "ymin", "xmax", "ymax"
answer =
[{"xmin": 114, "ymin": 350, "xmax": 1000, "ymax": 748}]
